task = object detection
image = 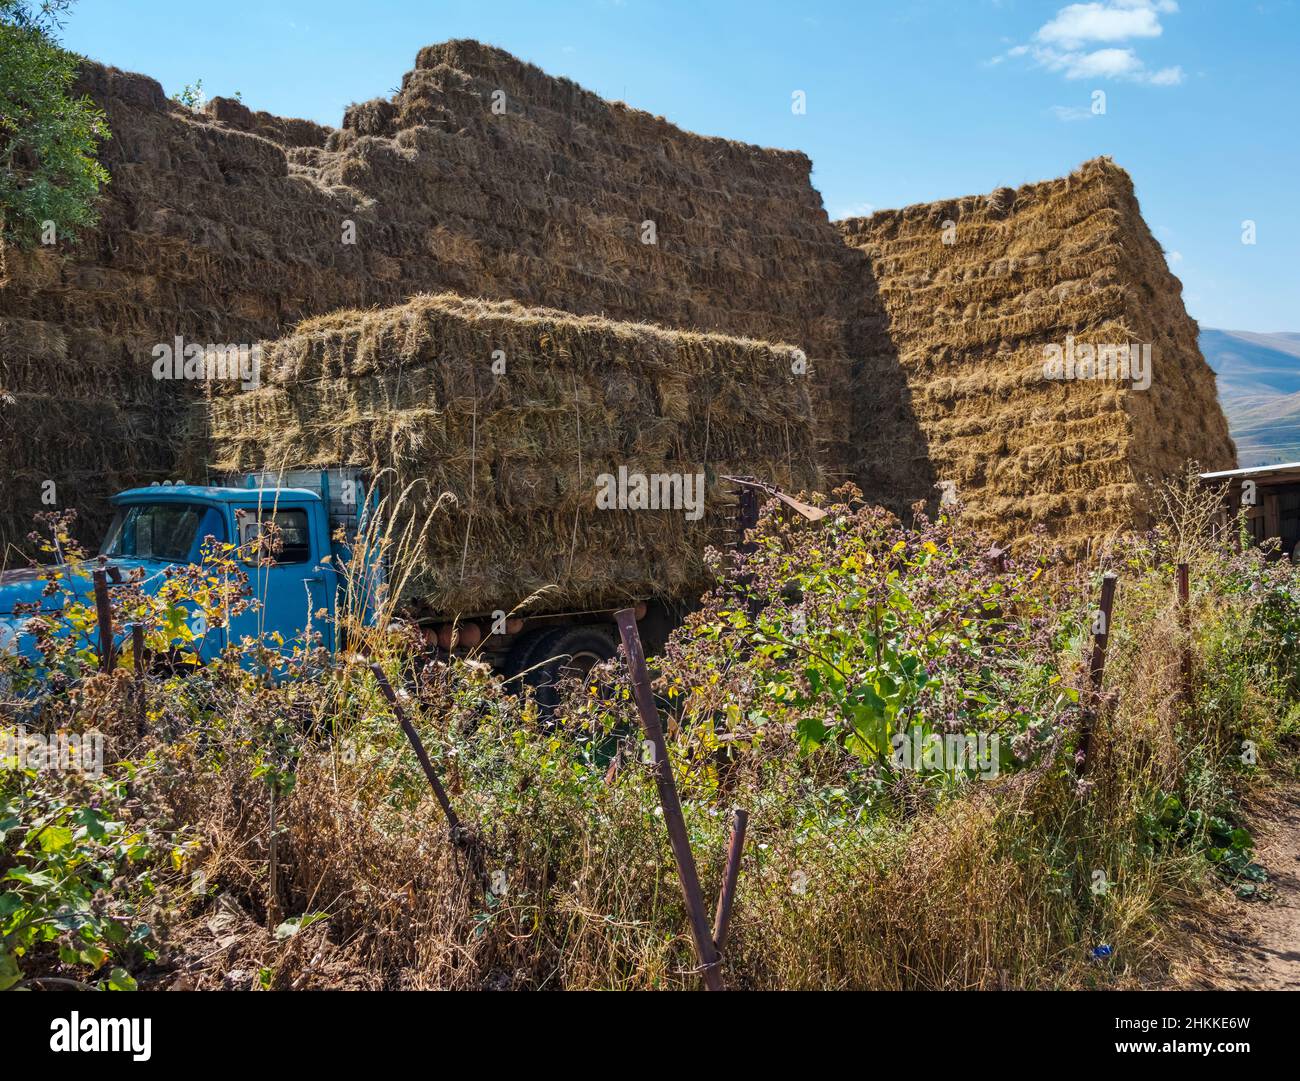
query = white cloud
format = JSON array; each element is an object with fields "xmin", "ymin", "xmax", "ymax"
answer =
[
  {"xmin": 1146, "ymin": 65, "xmax": 1185, "ymax": 85},
  {"xmin": 834, "ymin": 201, "xmax": 875, "ymax": 220},
  {"xmin": 1038, "ymin": 0, "xmax": 1176, "ymax": 48},
  {"xmin": 1061, "ymin": 47, "xmax": 1145, "ymax": 78},
  {"xmin": 999, "ymin": 1, "xmax": 1185, "ymax": 85}
]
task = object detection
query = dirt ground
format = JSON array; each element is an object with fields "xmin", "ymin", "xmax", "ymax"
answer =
[
  {"xmin": 1221, "ymin": 787, "xmax": 1300, "ymax": 989},
  {"xmin": 1164, "ymin": 785, "xmax": 1300, "ymax": 990}
]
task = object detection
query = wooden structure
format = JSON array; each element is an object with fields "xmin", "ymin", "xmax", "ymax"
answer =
[{"xmin": 1201, "ymin": 462, "xmax": 1300, "ymax": 559}]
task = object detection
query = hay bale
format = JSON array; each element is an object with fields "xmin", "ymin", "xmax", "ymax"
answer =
[
  {"xmin": 0, "ymin": 47, "xmax": 1227, "ymax": 562},
  {"xmin": 838, "ymin": 158, "xmax": 1236, "ymax": 550},
  {"xmin": 1, "ymin": 43, "xmax": 890, "ymax": 548},
  {"xmin": 0, "ymin": 392, "xmax": 171, "ymax": 554},
  {"xmin": 205, "ymin": 293, "xmax": 820, "ymax": 614}
]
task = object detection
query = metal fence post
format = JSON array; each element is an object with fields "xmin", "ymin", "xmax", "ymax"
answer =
[
  {"xmin": 712, "ymin": 808, "xmax": 748, "ymax": 955},
  {"xmin": 1177, "ymin": 562, "xmax": 1192, "ymax": 711},
  {"xmin": 614, "ymin": 608, "xmax": 723, "ymax": 990},
  {"xmin": 369, "ymin": 662, "xmax": 464, "ymax": 840},
  {"xmin": 1077, "ymin": 571, "xmax": 1117, "ymax": 777},
  {"xmin": 92, "ymin": 568, "xmax": 115, "ymax": 671}
]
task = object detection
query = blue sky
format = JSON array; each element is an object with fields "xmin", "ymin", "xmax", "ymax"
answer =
[{"xmin": 56, "ymin": 0, "xmax": 1299, "ymax": 331}]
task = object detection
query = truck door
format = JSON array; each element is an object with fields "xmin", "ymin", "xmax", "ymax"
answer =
[
  {"xmin": 99, "ymin": 499, "xmax": 230, "ymax": 663},
  {"xmin": 228, "ymin": 503, "xmax": 335, "ymax": 658}
]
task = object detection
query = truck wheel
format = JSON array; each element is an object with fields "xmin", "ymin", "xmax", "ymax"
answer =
[
  {"xmin": 503, "ymin": 626, "xmax": 563, "ymax": 684},
  {"xmin": 509, "ymin": 625, "xmax": 616, "ymax": 713}
]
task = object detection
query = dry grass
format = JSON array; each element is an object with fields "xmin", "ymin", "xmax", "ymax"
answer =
[{"xmin": 71, "ymin": 479, "xmax": 1287, "ymax": 992}]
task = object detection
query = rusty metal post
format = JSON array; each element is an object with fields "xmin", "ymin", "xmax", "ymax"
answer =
[
  {"xmin": 369, "ymin": 662, "xmax": 464, "ymax": 838},
  {"xmin": 736, "ymin": 485, "xmax": 760, "ymax": 555},
  {"xmin": 615, "ymin": 608, "xmax": 723, "ymax": 991},
  {"xmin": 712, "ymin": 807, "xmax": 748, "ymax": 955},
  {"xmin": 1077, "ymin": 572, "xmax": 1117, "ymax": 777},
  {"xmin": 92, "ymin": 569, "xmax": 115, "ymax": 672},
  {"xmin": 267, "ymin": 787, "xmax": 281, "ymax": 930},
  {"xmin": 132, "ymin": 623, "xmax": 146, "ymax": 736}
]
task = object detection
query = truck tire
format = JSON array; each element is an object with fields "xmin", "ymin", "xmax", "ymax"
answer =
[
  {"xmin": 502, "ymin": 626, "xmax": 562, "ymax": 684},
  {"xmin": 508, "ymin": 625, "xmax": 616, "ymax": 714}
]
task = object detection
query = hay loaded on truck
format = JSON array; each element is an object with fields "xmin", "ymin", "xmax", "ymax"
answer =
[
  {"xmin": 0, "ymin": 468, "xmax": 660, "ymax": 691},
  {"xmin": 1, "ymin": 295, "xmax": 824, "ymax": 693},
  {"xmin": 0, "ymin": 470, "xmax": 791, "ymax": 692}
]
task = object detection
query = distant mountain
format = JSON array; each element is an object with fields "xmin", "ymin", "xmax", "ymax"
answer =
[{"xmin": 1200, "ymin": 329, "xmax": 1300, "ymax": 467}]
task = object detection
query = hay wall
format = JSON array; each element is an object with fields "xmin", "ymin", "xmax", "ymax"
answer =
[
  {"xmin": 205, "ymin": 293, "xmax": 820, "ymax": 614},
  {"xmin": 2, "ymin": 41, "xmax": 917, "ymax": 553},
  {"xmin": 837, "ymin": 158, "xmax": 1236, "ymax": 549},
  {"xmin": 1, "ymin": 41, "xmax": 1229, "ymax": 564},
  {"xmin": 0, "ymin": 64, "xmax": 353, "ymax": 552}
]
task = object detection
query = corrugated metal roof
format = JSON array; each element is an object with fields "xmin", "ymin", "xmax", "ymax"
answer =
[{"xmin": 1200, "ymin": 462, "xmax": 1300, "ymax": 482}]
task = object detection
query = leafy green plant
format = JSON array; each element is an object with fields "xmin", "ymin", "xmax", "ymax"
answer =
[
  {"xmin": 0, "ymin": 0, "xmax": 109, "ymax": 248},
  {"xmin": 0, "ymin": 775, "xmax": 159, "ymax": 990},
  {"xmin": 1139, "ymin": 792, "xmax": 1265, "ymax": 885},
  {"xmin": 694, "ymin": 496, "xmax": 1071, "ymax": 779},
  {"xmin": 172, "ymin": 79, "xmax": 203, "ymax": 110},
  {"xmin": 274, "ymin": 911, "xmax": 328, "ymax": 941}
]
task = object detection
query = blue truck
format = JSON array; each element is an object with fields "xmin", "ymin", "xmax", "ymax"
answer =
[{"xmin": 0, "ymin": 468, "xmax": 672, "ymax": 695}]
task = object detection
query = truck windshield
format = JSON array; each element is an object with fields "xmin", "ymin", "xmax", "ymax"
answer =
[{"xmin": 101, "ymin": 503, "xmax": 226, "ymax": 561}]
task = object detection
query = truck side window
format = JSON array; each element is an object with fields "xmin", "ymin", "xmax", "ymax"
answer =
[{"xmin": 236, "ymin": 508, "xmax": 312, "ymax": 565}]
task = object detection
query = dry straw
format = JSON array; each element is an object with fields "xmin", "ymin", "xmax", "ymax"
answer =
[
  {"xmin": 0, "ymin": 44, "xmax": 871, "ymax": 552},
  {"xmin": 0, "ymin": 48, "xmax": 1234, "ymax": 559},
  {"xmin": 203, "ymin": 292, "xmax": 821, "ymax": 615},
  {"xmin": 838, "ymin": 157, "xmax": 1235, "ymax": 552}
]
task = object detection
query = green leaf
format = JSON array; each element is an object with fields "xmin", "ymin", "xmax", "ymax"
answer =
[
  {"xmin": 4, "ymin": 869, "xmax": 56, "ymax": 888},
  {"xmin": 79, "ymin": 945, "xmax": 109, "ymax": 969},
  {"xmin": 0, "ymin": 949, "xmax": 21, "ymax": 991},
  {"xmin": 105, "ymin": 967, "xmax": 137, "ymax": 991},
  {"xmin": 36, "ymin": 825, "xmax": 74, "ymax": 853},
  {"xmin": 794, "ymin": 715, "xmax": 828, "ymax": 753},
  {"xmin": 75, "ymin": 807, "xmax": 107, "ymax": 841},
  {"xmin": 274, "ymin": 911, "xmax": 329, "ymax": 941}
]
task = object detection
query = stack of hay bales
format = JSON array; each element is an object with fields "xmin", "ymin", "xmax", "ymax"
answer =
[
  {"xmin": 312, "ymin": 37, "xmax": 886, "ymax": 484},
  {"xmin": 3, "ymin": 41, "xmax": 911, "ymax": 551},
  {"xmin": 838, "ymin": 158, "xmax": 1236, "ymax": 549},
  {"xmin": 0, "ymin": 65, "xmax": 353, "ymax": 551},
  {"xmin": 0, "ymin": 313, "xmax": 172, "ymax": 551},
  {"xmin": 204, "ymin": 293, "xmax": 819, "ymax": 614},
  {"xmin": 317, "ymin": 38, "xmax": 877, "ymax": 484},
  {"xmin": 1, "ymin": 42, "xmax": 1234, "ymax": 562}
]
